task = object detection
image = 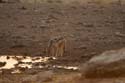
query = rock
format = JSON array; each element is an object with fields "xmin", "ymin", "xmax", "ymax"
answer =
[{"xmin": 80, "ymin": 48, "xmax": 125, "ymax": 78}]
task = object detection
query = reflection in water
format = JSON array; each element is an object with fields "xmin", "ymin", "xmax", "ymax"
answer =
[
  {"xmin": 0, "ymin": 55, "xmax": 79, "ymax": 74},
  {"xmin": 0, "ymin": 55, "xmax": 56, "ymax": 69},
  {"xmin": 21, "ymin": 57, "xmax": 52, "ymax": 63},
  {"xmin": 18, "ymin": 64, "xmax": 32, "ymax": 69},
  {"xmin": 0, "ymin": 56, "xmax": 18, "ymax": 69},
  {"xmin": 53, "ymin": 65, "xmax": 79, "ymax": 70}
]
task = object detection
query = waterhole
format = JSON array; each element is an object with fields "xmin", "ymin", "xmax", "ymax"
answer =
[{"xmin": 0, "ymin": 55, "xmax": 79, "ymax": 74}]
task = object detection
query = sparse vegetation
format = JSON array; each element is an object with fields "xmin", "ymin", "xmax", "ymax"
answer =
[{"xmin": 0, "ymin": 0, "xmax": 125, "ymax": 83}]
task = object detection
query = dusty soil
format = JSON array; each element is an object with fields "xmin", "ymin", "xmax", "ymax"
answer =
[
  {"xmin": 0, "ymin": 0, "xmax": 125, "ymax": 82},
  {"xmin": 0, "ymin": 0, "xmax": 125, "ymax": 65},
  {"xmin": 1, "ymin": 69, "xmax": 125, "ymax": 83}
]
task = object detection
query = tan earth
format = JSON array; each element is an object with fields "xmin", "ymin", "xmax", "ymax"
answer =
[{"xmin": 0, "ymin": 0, "xmax": 125, "ymax": 83}]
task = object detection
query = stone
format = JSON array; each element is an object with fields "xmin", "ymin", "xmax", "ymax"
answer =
[{"xmin": 80, "ymin": 48, "xmax": 125, "ymax": 78}]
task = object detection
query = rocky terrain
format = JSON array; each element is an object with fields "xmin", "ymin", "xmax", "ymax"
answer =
[{"xmin": 0, "ymin": 0, "xmax": 125, "ymax": 83}]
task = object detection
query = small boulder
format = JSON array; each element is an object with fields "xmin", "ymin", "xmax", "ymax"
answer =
[{"xmin": 80, "ymin": 48, "xmax": 125, "ymax": 78}]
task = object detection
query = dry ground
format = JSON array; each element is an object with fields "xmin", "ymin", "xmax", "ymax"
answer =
[
  {"xmin": 0, "ymin": 0, "xmax": 125, "ymax": 65},
  {"xmin": 0, "ymin": 0, "xmax": 125, "ymax": 82}
]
